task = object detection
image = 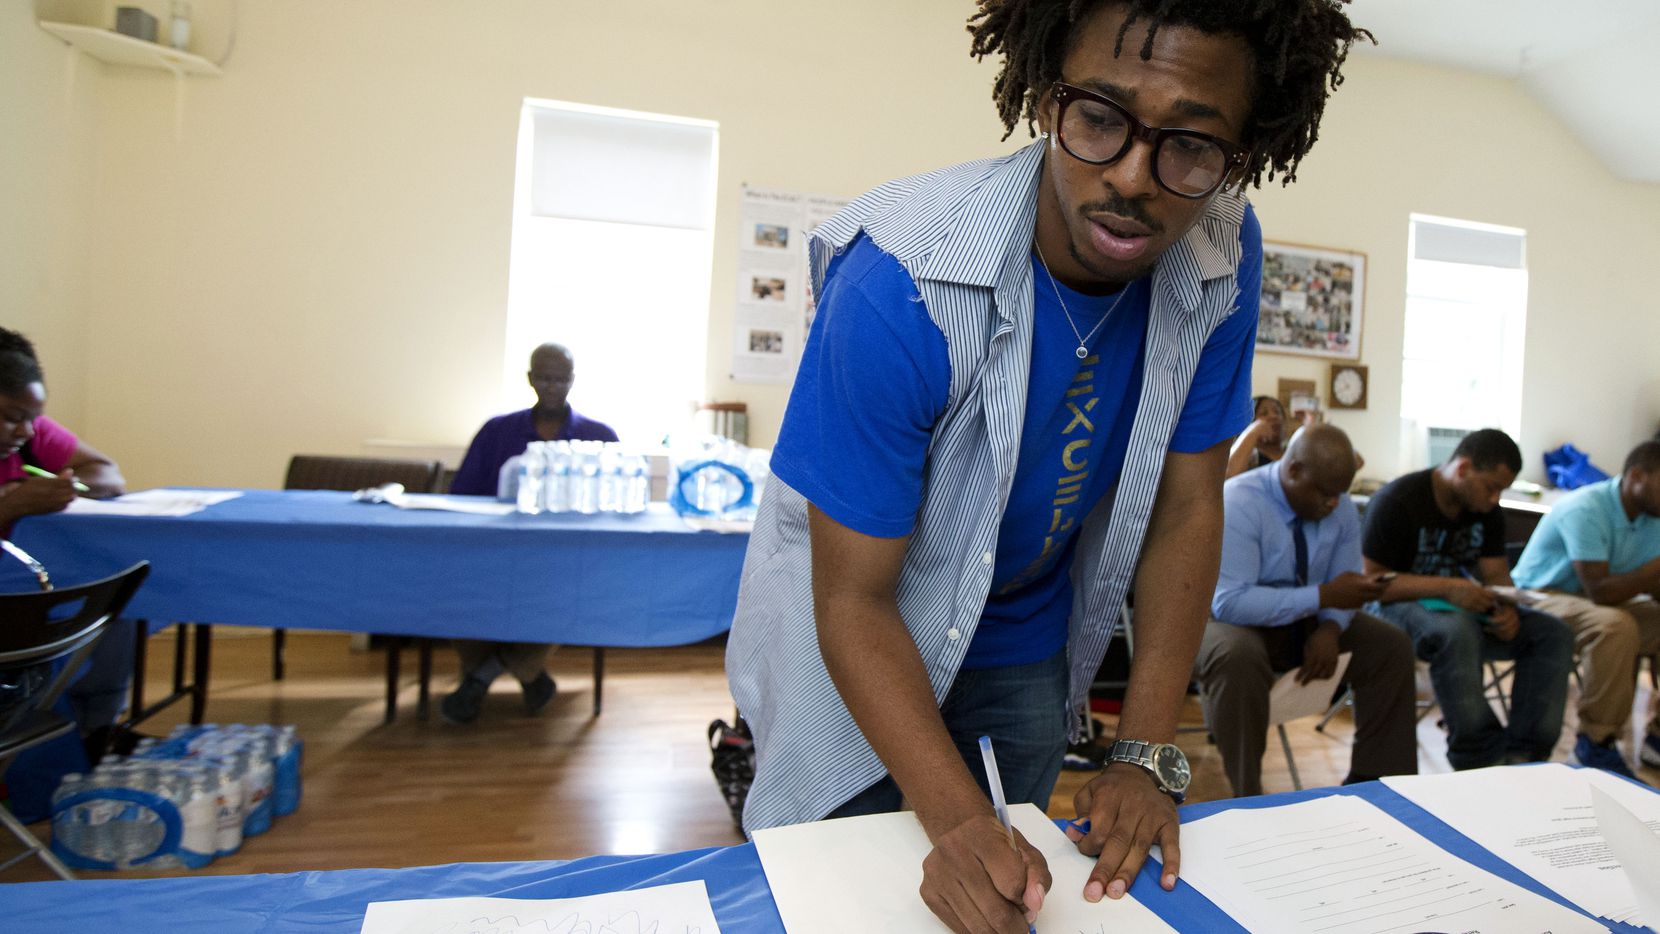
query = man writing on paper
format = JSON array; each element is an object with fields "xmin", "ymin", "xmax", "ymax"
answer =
[
  {"xmin": 726, "ymin": 2, "xmax": 1370, "ymax": 931},
  {"xmin": 1199, "ymin": 425, "xmax": 1416, "ymax": 797},
  {"xmin": 1512, "ymin": 440, "xmax": 1660, "ymax": 779},
  {"xmin": 1363, "ymin": 429, "xmax": 1574, "ymax": 770}
]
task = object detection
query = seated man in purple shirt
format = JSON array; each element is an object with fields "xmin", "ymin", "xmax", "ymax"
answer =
[{"xmin": 442, "ymin": 342, "xmax": 618, "ymax": 724}]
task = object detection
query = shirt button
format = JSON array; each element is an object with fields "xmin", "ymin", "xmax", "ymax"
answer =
[
  {"xmin": 982, "ymin": 551, "xmax": 994, "ymax": 565},
  {"xmin": 947, "ymin": 628, "xmax": 961, "ymax": 641}
]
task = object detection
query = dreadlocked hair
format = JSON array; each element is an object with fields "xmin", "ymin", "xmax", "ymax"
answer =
[
  {"xmin": 966, "ymin": 0, "xmax": 1373, "ymax": 188},
  {"xmin": 0, "ymin": 327, "xmax": 44, "ymax": 396}
]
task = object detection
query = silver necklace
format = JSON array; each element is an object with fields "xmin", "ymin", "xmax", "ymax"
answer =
[{"xmin": 1034, "ymin": 240, "xmax": 1129, "ymax": 359}]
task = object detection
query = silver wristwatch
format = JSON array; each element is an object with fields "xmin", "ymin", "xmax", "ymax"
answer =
[{"xmin": 1107, "ymin": 739, "xmax": 1191, "ymax": 803}]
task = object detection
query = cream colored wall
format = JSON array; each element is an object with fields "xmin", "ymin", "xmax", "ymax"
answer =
[
  {"xmin": 9, "ymin": 3, "xmax": 1660, "ymax": 489},
  {"xmin": 64, "ymin": 0, "xmax": 1011, "ymax": 488},
  {"xmin": 2, "ymin": 2, "xmax": 101, "ymax": 428},
  {"xmin": 1249, "ymin": 55, "xmax": 1660, "ymax": 483}
]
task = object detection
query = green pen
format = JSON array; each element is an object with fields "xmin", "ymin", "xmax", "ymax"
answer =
[{"xmin": 20, "ymin": 463, "xmax": 92, "ymax": 494}]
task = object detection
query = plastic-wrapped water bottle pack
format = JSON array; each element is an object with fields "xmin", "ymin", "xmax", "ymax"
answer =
[{"xmin": 50, "ymin": 723, "xmax": 301, "ymax": 871}]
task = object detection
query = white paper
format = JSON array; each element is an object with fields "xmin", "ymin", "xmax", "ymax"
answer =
[
  {"xmin": 1179, "ymin": 794, "xmax": 1606, "ymax": 934},
  {"xmin": 1267, "ymin": 652, "xmax": 1351, "ymax": 724},
  {"xmin": 730, "ymin": 186, "xmax": 849, "ymax": 384},
  {"xmin": 1591, "ymin": 786, "xmax": 1660, "ymax": 930},
  {"xmin": 384, "ymin": 493, "xmax": 517, "ymax": 516},
  {"xmin": 359, "ymin": 880, "xmax": 722, "ymax": 934},
  {"xmin": 1386, "ymin": 764, "xmax": 1660, "ymax": 926},
  {"xmin": 752, "ymin": 802, "xmax": 1176, "ymax": 933},
  {"xmin": 1490, "ymin": 585, "xmax": 1549, "ymax": 606},
  {"xmin": 63, "ymin": 488, "xmax": 242, "ymax": 517}
]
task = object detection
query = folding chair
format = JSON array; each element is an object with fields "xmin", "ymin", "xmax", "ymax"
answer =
[
  {"xmin": 278, "ymin": 454, "xmax": 444, "ymax": 722},
  {"xmin": 0, "ymin": 555, "xmax": 150, "ymax": 880}
]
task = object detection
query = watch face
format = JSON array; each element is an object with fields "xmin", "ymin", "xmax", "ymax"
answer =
[{"xmin": 1152, "ymin": 744, "xmax": 1191, "ymax": 792}]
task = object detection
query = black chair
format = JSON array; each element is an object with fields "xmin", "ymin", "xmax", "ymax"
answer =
[
  {"xmin": 277, "ymin": 455, "xmax": 444, "ymax": 723},
  {"xmin": 0, "ymin": 558, "xmax": 150, "ymax": 880}
]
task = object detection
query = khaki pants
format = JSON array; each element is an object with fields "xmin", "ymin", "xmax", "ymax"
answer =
[{"xmin": 1528, "ymin": 592, "xmax": 1660, "ymax": 743}]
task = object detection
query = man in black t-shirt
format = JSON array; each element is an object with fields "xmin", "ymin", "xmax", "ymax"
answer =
[{"xmin": 1362, "ymin": 429, "xmax": 1573, "ymax": 770}]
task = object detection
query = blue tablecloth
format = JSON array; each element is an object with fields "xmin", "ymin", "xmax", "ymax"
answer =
[
  {"xmin": 1, "ymin": 777, "xmax": 1644, "ymax": 933},
  {"xmin": 10, "ymin": 491, "xmax": 749, "ymax": 646}
]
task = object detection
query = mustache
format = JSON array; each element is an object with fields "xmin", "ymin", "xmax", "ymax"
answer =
[{"xmin": 1078, "ymin": 195, "xmax": 1161, "ymax": 235}]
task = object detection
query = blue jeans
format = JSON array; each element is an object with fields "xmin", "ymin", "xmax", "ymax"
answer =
[
  {"xmin": 828, "ymin": 648, "xmax": 1070, "ymax": 818},
  {"xmin": 1375, "ymin": 601, "xmax": 1572, "ymax": 770}
]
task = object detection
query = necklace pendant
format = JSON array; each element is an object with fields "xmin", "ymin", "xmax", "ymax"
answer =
[{"xmin": 1075, "ymin": 345, "xmax": 1088, "ymax": 360}]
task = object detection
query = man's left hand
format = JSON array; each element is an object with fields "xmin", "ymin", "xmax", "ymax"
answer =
[
  {"xmin": 1297, "ymin": 621, "xmax": 1342, "ymax": 684},
  {"xmin": 1066, "ymin": 762, "xmax": 1180, "ymax": 901}
]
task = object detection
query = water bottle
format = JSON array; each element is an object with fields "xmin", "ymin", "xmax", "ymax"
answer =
[
  {"xmin": 496, "ymin": 454, "xmax": 522, "ymax": 502},
  {"xmin": 543, "ymin": 441, "xmax": 571, "ymax": 513},
  {"xmin": 174, "ymin": 763, "xmax": 219, "ymax": 868},
  {"xmin": 598, "ymin": 444, "xmax": 624, "ymax": 513},
  {"xmin": 571, "ymin": 442, "xmax": 600, "ymax": 514},
  {"xmin": 206, "ymin": 754, "xmax": 245, "ymax": 857},
  {"xmin": 516, "ymin": 443, "xmax": 546, "ymax": 515},
  {"xmin": 271, "ymin": 725, "xmax": 303, "ymax": 816},
  {"xmin": 623, "ymin": 454, "xmax": 650, "ymax": 514}
]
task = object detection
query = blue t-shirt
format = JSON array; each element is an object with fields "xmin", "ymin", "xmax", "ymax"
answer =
[
  {"xmin": 773, "ymin": 214, "xmax": 1260, "ymax": 669},
  {"xmin": 1512, "ymin": 478, "xmax": 1660, "ymax": 593}
]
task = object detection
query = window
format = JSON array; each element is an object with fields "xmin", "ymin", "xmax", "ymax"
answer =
[
  {"xmin": 1399, "ymin": 215, "xmax": 1528, "ymax": 464},
  {"xmin": 502, "ymin": 99, "xmax": 718, "ymax": 446}
]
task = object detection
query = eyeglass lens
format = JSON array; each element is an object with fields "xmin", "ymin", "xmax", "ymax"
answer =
[{"xmin": 1058, "ymin": 95, "xmax": 1230, "ymax": 197}]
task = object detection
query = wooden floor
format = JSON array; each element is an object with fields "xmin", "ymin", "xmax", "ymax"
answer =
[{"xmin": 4, "ymin": 628, "xmax": 1655, "ymax": 883}]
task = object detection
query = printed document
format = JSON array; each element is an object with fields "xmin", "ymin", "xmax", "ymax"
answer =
[
  {"xmin": 1178, "ymin": 794, "xmax": 1605, "ymax": 934},
  {"xmin": 360, "ymin": 880, "xmax": 721, "ymax": 934},
  {"xmin": 65, "ymin": 488, "xmax": 242, "ymax": 517},
  {"xmin": 1386, "ymin": 763, "xmax": 1660, "ymax": 927}
]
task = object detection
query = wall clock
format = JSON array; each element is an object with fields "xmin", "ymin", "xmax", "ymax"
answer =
[{"xmin": 1330, "ymin": 363, "xmax": 1368, "ymax": 410}]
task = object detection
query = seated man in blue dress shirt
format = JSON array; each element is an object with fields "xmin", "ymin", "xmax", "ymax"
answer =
[{"xmin": 1198, "ymin": 424, "xmax": 1417, "ymax": 796}]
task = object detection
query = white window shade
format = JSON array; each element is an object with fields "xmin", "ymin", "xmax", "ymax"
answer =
[
  {"xmin": 1412, "ymin": 217, "xmax": 1526, "ymax": 269},
  {"xmin": 529, "ymin": 104, "xmax": 716, "ymax": 229}
]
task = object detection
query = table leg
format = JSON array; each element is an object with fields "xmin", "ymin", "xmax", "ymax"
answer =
[
  {"xmin": 189, "ymin": 623, "xmax": 212, "ymax": 724},
  {"xmin": 592, "ymin": 647, "xmax": 604, "ymax": 717},
  {"xmin": 416, "ymin": 639, "xmax": 432, "ymax": 721},
  {"xmin": 173, "ymin": 625, "xmax": 187, "ymax": 694},
  {"xmin": 272, "ymin": 628, "xmax": 286, "ymax": 681},
  {"xmin": 384, "ymin": 640, "xmax": 401, "ymax": 725},
  {"xmin": 130, "ymin": 619, "xmax": 149, "ymax": 722}
]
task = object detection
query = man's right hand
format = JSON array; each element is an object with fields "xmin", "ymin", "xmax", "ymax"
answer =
[
  {"xmin": 1446, "ymin": 578, "xmax": 1498, "ymax": 614},
  {"xmin": 1319, "ymin": 571, "xmax": 1389, "ymax": 610},
  {"xmin": 919, "ymin": 811, "xmax": 1050, "ymax": 934},
  {"xmin": 0, "ymin": 473, "xmax": 77, "ymax": 522}
]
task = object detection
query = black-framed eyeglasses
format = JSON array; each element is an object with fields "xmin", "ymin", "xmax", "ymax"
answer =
[{"xmin": 1049, "ymin": 82, "xmax": 1249, "ymax": 199}]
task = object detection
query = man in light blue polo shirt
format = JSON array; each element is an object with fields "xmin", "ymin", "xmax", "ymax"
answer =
[
  {"xmin": 1198, "ymin": 425, "xmax": 1416, "ymax": 797},
  {"xmin": 1513, "ymin": 440, "xmax": 1660, "ymax": 777}
]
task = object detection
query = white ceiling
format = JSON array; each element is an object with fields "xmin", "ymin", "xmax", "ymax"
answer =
[{"xmin": 1349, "ymin": 0, "xmax": 1660, "ymax": 183}]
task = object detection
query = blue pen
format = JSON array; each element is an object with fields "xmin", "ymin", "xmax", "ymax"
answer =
[{"xmin": 979, "ymin": 735, "xmax": 1036, "ymax": 934}]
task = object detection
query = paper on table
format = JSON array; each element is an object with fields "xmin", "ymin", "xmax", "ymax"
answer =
[
  {"xmin": 359, "ymin": 879, "xmax": 722, "ymax": 934},
  {"xmin": 1267, "ymin": 651, "xmax": 1351, "ymax": 724},
  {"xmin": 752, "ymin": 801, "xmax": 1176, "ymax": 933},
  {"xmin": 384, "ymin": 492, "xmax": 517, "ymax": 516},
  {"xmin": 1385, "ymin": 763, "xmax": 1660, "ymax": 927},
  {"xmin": 1591, "ymin": 786, "xmax": 1660, "ymax": 931},
  {"xmin": 1491, "ymin": 585, "xmax": 1549, "ymax": 606},
  {"xmin": 1178, "ymin": 794, "xmax": 1606, "ymax": 934},
  {"xmin": 63, "ymin": 488, "xmax": 242, "ymax": 517}
]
